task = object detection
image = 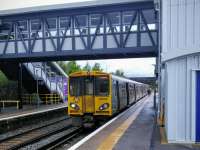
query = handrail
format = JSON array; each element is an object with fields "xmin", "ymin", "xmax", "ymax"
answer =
[
  {"xmin": 22, "ymin": 94, "xmax": 61, "ymax": 105},
  {"xmin": 23, "ymin": 62, "xmax": 65, "ymax": 99},
  {"xmin": 0, "ymin": 100, "xmax": 20, "ymax": 109}
]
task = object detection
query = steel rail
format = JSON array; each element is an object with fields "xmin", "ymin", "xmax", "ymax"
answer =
[{"xmin": 0, "ymin": 117, "xmax": 71, "ymax": 150}]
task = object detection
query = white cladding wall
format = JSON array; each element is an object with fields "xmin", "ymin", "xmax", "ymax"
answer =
[
  {"xmin": 163, "ymin": 54, "xmax": 200, "ymax": 143},
  {"xmin": 162, "ymin": 0, "xmax": 200, "ymax": 61}
]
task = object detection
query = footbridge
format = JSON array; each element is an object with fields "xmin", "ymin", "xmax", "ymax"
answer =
[{"xmin": 0, "ymin": 0, "xmax": 158, "ymax": 62}]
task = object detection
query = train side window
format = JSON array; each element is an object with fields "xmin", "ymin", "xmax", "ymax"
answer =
[{"xmin": 95, "ymin": 76, "xmax": 109, "ymax": 96}]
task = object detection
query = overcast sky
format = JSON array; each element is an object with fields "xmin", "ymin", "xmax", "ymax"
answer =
[
  {"xmin": 0, "ymin": 0, "xmax": 92, "ymax": 11},
  {"xmin": 0, "ymin": 0, "xmax": 156, "ymax": 77},
  {"xmin": 76, "ymin": 58, "xmax": 156, "ymax": 77}
]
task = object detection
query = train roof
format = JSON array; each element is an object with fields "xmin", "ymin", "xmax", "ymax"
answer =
[
  {"xmin": 0, "ymin": 0, "xmax": 153, "ymax": 16},
  {"xmin": 69, "ymin": 71, "xmax": 147, "ymax": 86},
  {"xmin": 111, "ymin": 74, "xmax": 145, "ymax": 85},
  {"xmin": 69, "ymin": 71, "xmax": 109, "ymax": 77}
]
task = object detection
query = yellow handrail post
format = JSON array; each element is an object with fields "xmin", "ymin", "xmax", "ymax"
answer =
[
  {"xmin": 2, "ymin": 102, "xmax": 4, "ymax": 109},
  {"xmin": 17, "ymin": 101, "xmax": 19, "ymax": 109}
]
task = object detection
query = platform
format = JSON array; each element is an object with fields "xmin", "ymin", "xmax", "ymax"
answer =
[
  {"xmin": 69, "ymin": 95, "xmax": 200, "ymax": 150},
  {"xmin": 0, "ymin": 103, "xmax": 67, "ymax": 122}
]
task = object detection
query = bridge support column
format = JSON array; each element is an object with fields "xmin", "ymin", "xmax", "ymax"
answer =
[{"xmin": 18, "ymin": 63, "xmax": 23, "ymax": 109}]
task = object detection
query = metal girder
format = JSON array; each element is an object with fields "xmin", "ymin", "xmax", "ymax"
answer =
[
  {"xmin": 0, "ymin": 46, "xmax": 157, "ymax": 62},
  {"xmin": 0, "ymin": 1, "xmax": 158, "ymax": 62}
]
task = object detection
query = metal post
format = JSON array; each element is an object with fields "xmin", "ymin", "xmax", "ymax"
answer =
[
  {"xmin": 154, "ymin": 88, "xmax": 156, "ymax": 110},
  {"xmin": 36, "ymin": 69, "xmax": 40, "ymax": 107},
  {"xmin": 18, "ymin": 63, "xmax": 23, "ymax": 109}
]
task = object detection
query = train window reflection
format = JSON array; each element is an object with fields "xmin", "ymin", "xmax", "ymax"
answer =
[
  {"xmin": 95, "ymin": 76, "xmax": 109, "ymax": 96},
  {"xmin": 85, "ymin": 77, "xmax": 94, "ymax": 95}
]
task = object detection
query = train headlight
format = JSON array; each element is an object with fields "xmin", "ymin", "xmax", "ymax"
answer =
[
  {"xmin": 99, "ymin": 103, "xmax": 109, "ymax": 110},
  {"xmin": 70, "ymin": 103, "xmax": 80, "ymax": 110}
]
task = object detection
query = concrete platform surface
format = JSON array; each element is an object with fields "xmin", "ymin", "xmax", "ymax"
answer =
[
  {"xmin": 69, "ymin": 95, "xmax": 200, "ymax": 150},
  {"xmin": 0, "ymin": 103, "xmax": 67, "ymax": 121}
]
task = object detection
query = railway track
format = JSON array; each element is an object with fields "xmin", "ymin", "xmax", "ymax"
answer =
[
  {"xmin": 0, "ymin": 117, "xmax": 77, "ymax": 150},
  {"xmin": 30, "ymin": 127, "xmax": 82, "ymax": 150}
]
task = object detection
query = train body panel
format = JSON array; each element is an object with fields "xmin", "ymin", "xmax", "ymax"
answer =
[{"xmin": 68, "ymin": 71, "xmax": 149, "ymax": 121}]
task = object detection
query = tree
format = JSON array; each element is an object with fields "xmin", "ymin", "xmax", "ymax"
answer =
[
  {"xmin": 92, "ymin": 63, "xmax": 103, "ymax": 71},
  {"xmin": 57, "ymin": 61, "xmax": 81, "ymax": 75},
  {"xmin": 57, "ymin": 61, "xmax": 68, "ymax": 73},
  {"xmin": 82, "ymin": 62, "xmax": 91, "ymax": 71},
  {"xmin": 115, "ymin": 69, "xmax": 124, "ymax": 77},
  {"xmin": 66, "ymin": 61, "xmax": 82, "ymax": 75}
]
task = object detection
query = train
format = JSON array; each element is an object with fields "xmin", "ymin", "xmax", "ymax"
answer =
[{"xmin": 68, "ymin": 71, "xmax": 149, "ymax": 126}]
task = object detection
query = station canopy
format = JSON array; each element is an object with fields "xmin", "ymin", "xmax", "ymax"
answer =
[{"xmin": 0, "ymin": 0, "xmax": 153, "ymax": 15}]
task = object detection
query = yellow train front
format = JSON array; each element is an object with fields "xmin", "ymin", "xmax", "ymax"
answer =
[{"xmin": 68, "ymin": 71, "xmax": 148, "ymax": 126}]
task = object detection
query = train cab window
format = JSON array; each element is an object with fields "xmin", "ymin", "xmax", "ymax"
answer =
[
  {"xmin": 85, "ymin": 77, "xmax": 94, "ymax": 95},
  {"xmin": 95, "ymin": 76, "xmax": 109, "ymax": 96},
  {"xmin": 69, "ymin": 77, "xmax": 83, "ymax": 96}
]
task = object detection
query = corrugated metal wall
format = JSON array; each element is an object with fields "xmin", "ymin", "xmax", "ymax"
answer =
[
  {"xmin": 162, "ymin": 0, "xmax": 200, "ymax": 61},
  {"xmin": 161, "ymin": 0, "xmax": 200, "ymax": 143},
  {"xmin": 163, "ymin": 55, "xmax": 200, "ymax": 143}
]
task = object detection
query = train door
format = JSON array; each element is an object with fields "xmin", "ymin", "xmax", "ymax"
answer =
[
  {"xmin": 126, "ymin": 83, "xmax": 130, "ymax": 105},
  {"xmin": 134, "ymin": 84, "xmax": 137, "ymax": 102},
  {"xmin": 83, "ymin": 77, "xmax": 95, "ymax": 113},
  {"xmin": 116, "ymin": 81, "xmax": 120, "ymax": 111},
  {"xmin": 196, "ymin": 71, "xmax": 200, "ymax": 142}
]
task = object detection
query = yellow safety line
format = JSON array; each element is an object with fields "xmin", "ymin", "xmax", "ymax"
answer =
[
  {"xmin": 160, "ymin": 127, "xmax": 168, "ymax": 144},
  {"xmin": 97, "ymin": 99, "xmax": 147, "ymax": 150}
]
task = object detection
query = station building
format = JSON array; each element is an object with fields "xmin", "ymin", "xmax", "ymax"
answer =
[
  {"xmin": 160, "ymin": 0, "xmax": 200, "ymax": 143},
  {"xmin": 0, "ymin": 0, "xmax": 199, "ymax": 145}
]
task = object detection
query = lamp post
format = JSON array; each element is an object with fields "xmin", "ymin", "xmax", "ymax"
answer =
[{"xmin": 18, "ymin": 63, "xmax": 23, "ymax": 109}]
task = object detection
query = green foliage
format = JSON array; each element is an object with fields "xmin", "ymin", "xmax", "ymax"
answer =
[
  {"xmin": 57, "ymin": 61, "xmax": 81, "ymax": 75},
  {"xmin": 0, "ymin": 70, "xmax": 8, "ymax": 86},
  {"xmin": 82, "ymin": 62, "xmax": 91, "ymax": 71},
  {"xmin": 57, "ymin": 61, "xmax": 104, "ymax": 75},
  {"xmin": 114, "ymin": 69, "xmax": 124, "ymax": 77},
  {"xmin": 0, "ymin": 81, "xmax": 19, "ymax": 99},
  {"xmin": 67, "ymin": 61, "xmax": 82, "ymax": 75},
  {"xmin": 57, "ymin": 61, "xmax": 68, "ymax": 72},
  {"xmin": 92, "ymin": 63, "xmax": 103, "ymax": 71}
]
